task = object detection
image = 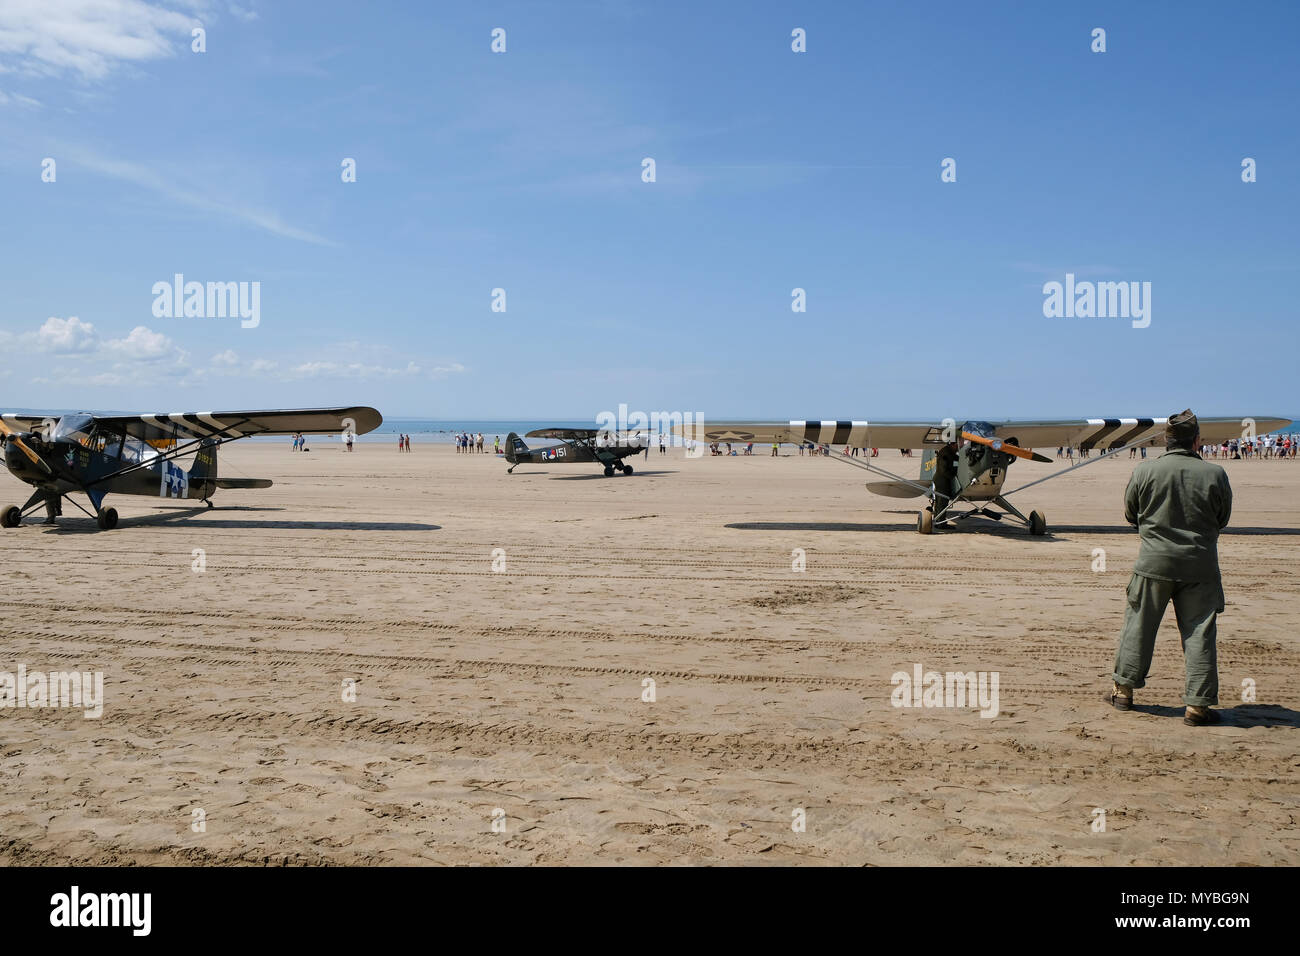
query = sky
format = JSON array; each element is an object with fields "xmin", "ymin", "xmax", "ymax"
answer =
[{"xmin": 0, "ymin": 0, "xmax": 1296, "ymax": 422}]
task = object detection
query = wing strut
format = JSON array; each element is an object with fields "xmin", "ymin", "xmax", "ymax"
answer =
[
  {"xmin": 804, "ymin": 440, "xmax": 953, "ymax": 502},
  {"xmin": 998, "ymin": 432, "xmax": 1160, "ymax": 499}
]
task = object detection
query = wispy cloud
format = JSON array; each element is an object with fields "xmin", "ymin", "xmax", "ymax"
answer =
[
  {"xmin": 214, "ymin": 343, "xmax": 473, "ymax": 382},
  {"xmin": 227, "ymin": 3, "xmax": 258, "ymax": 24},
  {"xmin": 67, "ymin": 147, "xmax": 336, "ymax": 245},
  {"xmin": 0, "ymin": 89, "xmax": 41, "ymax": 108},
  {"xmin": 0, "ymin": 0, "xmax": 209, "ymax": 81}
]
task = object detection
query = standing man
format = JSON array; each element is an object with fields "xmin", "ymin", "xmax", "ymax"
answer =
[{"xmin": 1108, "ymin": 410, "xmax": 1232, "ymax": 726}]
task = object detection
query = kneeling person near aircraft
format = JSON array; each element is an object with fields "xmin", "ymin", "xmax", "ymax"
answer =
[{"xmin": 1108, "ymin": 410, "xmax": 1231, "ymax": 726}]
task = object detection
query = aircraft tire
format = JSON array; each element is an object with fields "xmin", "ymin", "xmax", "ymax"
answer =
[
  {"xmin": 917, "ymin": 508, "xmax": 934, "ymax": 535},
  {"xmin": 1029, "ymin": 510, "xmax": 1046, "ymax": 536},
  {"xmin": 603, "ymin": 465, "xmax": 615, "ymax": 477},
  {"xmin": 623, "ymin": 464, "xmax": 634, "ymax": 475},
  {"xmin": 97, "ymin": 507, "xmax": 119, "ymax": 531},
  {"xmin": 1, "ymin": 506, "xmax": 20, "ymax": 528}
]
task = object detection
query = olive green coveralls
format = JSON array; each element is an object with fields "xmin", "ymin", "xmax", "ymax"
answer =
[{"xmin": 1112, "ymin": 448, "xmax": 1233, "ymax": 706}]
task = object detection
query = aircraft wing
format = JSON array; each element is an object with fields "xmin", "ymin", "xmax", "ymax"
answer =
[
  {"xmin": 675, "ymin": 421, "xmax": 938, "ymax": 447},
  {"xmin": 675, "ymin": 417, "xmax": 1292, "ymax": 449},
  {"xmin": 95, "ymin": 407, "xmax": 382, "ymax": 442},
  {"xmin": 0, "ymin": 413, "xmax": 53, "ymax": 432},
  {"xmin": 525, "ymin": 427, "xmax": 600, "ymax": 440}
]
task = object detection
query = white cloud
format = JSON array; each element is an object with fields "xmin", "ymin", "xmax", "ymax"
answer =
[
  {"xmin": 37, "ymin": 315, "xmax": 98, "ymax": 353},
  {"xmin": 286, "ymin": 360, "xmax": 425, "ymax": 381},
  {"xmin": 106, "ymin": 324, "xmax": 177, "ymax": 361},
  {"xmin": 8, "ymin": 316, "xmax": 464, "ymax": 392},
  {"xmin": 0, "ymin": 1, "xmax": 209, "ymax": 81},
  {"xmin": 227, "ymin": 3, "xmax": 258, "ymax": 22},
  {"xmin": 21, "ymin": 316, "xmax": 185, "ymax": 368}
]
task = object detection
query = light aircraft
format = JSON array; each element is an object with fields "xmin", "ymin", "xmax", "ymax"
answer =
[
  {"xmin": 0, "ymin": 406, "xmax": 381, "ymax": 530},
  {"xmin": 676, "ymin": 416, "xmax": 1291, "ymax": 535},
  {"xmin": 505, "ymin": 428, "xmax": 648, "ymax": 476}
]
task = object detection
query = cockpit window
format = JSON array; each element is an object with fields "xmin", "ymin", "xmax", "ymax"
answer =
[
  {"xmin": 51, "ymin": 414, "xmax": 96, "ymax": 445},
  {"xmin": 122, "ymin": 436, "xmax": 159, "ymax": 464},
  {"xmin": 961, "ymin": 420, "xmax": 997, "ymax": 440}
]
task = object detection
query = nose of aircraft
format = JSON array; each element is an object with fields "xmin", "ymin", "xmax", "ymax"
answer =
[{"xmin": 2, "ymin": 432, "xmax": 53, "ymax": 481}]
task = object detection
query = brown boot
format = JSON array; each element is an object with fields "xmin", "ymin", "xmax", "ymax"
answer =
[
  {"xmin": 1183, "ymin": 705, "xmax": 1220, "ymax": 726},
  {"xmin": 1105, "ymin": 682, "xmax": 1133, "ymax": 711}
]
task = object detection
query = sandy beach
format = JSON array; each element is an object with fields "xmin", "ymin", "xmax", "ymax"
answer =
[{"xmin": 1, "ymin": 441, "xmax": 1296, "ymax": 866}]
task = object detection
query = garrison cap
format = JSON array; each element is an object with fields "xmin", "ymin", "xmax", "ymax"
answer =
[{"xmin": 1166, "ymin": 409, "xmax": 1199, "ymax": 444}]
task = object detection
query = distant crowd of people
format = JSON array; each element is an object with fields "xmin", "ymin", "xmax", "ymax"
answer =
[
  {"xmin": 1202, "ymin": 435, "xmax": 1296, "ymax": 459},
  {"xmin": 375, "ymin": 432, "xmax": 1299, "ymax": 460},
  {"xmin": 456, "ymin": 432, "xmax": 486, "ymax": 453},
  {"xmin": 1052, "ymin": 435, "xmax": 1298, "ymax": 461},
  {"xmin": 794, "ymin": 443, "xmax": 884, "ymax": 457}
]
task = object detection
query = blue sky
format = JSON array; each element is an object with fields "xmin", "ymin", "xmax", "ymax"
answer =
[{"xmin": 0, "ymin": 0, "xmax": 1296, "ymax": 421}]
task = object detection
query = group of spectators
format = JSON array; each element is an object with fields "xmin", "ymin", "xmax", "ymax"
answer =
[
  {"xmin": 1053, "ymin": 435, "xmax": 1298, "ymax": 461},
  {"xmin": 456, "ymin": 432, "xmax": 486, "ymax": 453},
  {"xmin": 1202, "ymin": 435, "xmax": 1296, "ymax": 459}
]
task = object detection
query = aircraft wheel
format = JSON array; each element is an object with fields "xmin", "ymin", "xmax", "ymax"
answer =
[
  {"xmin": 1029, "ymin": 510, "xmax": 1047, "ymax": 536},
  {"xmin": 97, "ymin": 507, "xmax": 119, "ymax": 531},
  {"xmin": 622, "ymin": 464, "xmax": 634, "ymax": 475},
  {"xmin": 917, "ymin": 508, "xmax": 934, "ymax": 535},
  {"xmin": 1, "ymin": 506, "xmax": 20, "ymax": 528},
  {"xmin": 603, "ymin": 465, "xmax": 615, "ymax": 477}
]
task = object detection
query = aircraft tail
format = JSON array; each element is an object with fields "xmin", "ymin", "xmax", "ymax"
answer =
[
  {"xmin": 187, "ymin": 440, "xmax": 274, "ymax": 494},
  {"xmin": 863, "ymin": 449, "xmax": 936, "ymax": 499},
  {"xmin": 506, "ymin": 432, "xmax": 528, "ymax": 463},
  {"xmin": 188, "ymin": 439, "xmax": 219, "ymax": 498}
]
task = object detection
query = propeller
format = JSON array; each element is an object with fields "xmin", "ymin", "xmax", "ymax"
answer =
[
  {"xmin": 960, "ymin": 431, "xmax": 1052, "ymax": 464},
  {"xmin": 0, "ymin": 418, "xmax": 54, "ymax": 475}
]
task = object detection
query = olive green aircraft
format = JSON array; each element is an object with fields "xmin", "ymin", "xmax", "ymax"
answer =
[
  {"xmin": 676, "ymin": 415, "xmax": 1291, "ymax": 535},
  {"xmin": 505, "ymin": 428, "xmax": 648, "ymax": 476},
  {"xmin": 0, "ymin": 406, "xmax": 381, "ymax": 530}
]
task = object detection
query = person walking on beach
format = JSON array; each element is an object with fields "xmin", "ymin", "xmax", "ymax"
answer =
[{"xmin": 1107, "ymin": 410, "xmax": 1232, "ymax": 726}]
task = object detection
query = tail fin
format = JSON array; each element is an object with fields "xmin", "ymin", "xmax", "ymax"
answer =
[
  {"xmin": 506, "ymin": 432, "xmax": 528, "ymax": 463},
  {"xmin": 920, "ymin": 449, "xmax": 938, "ymax": 483},
  {"xmin": 188, "ymin": 439, "xmax": 219, "ymax": 497}
]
